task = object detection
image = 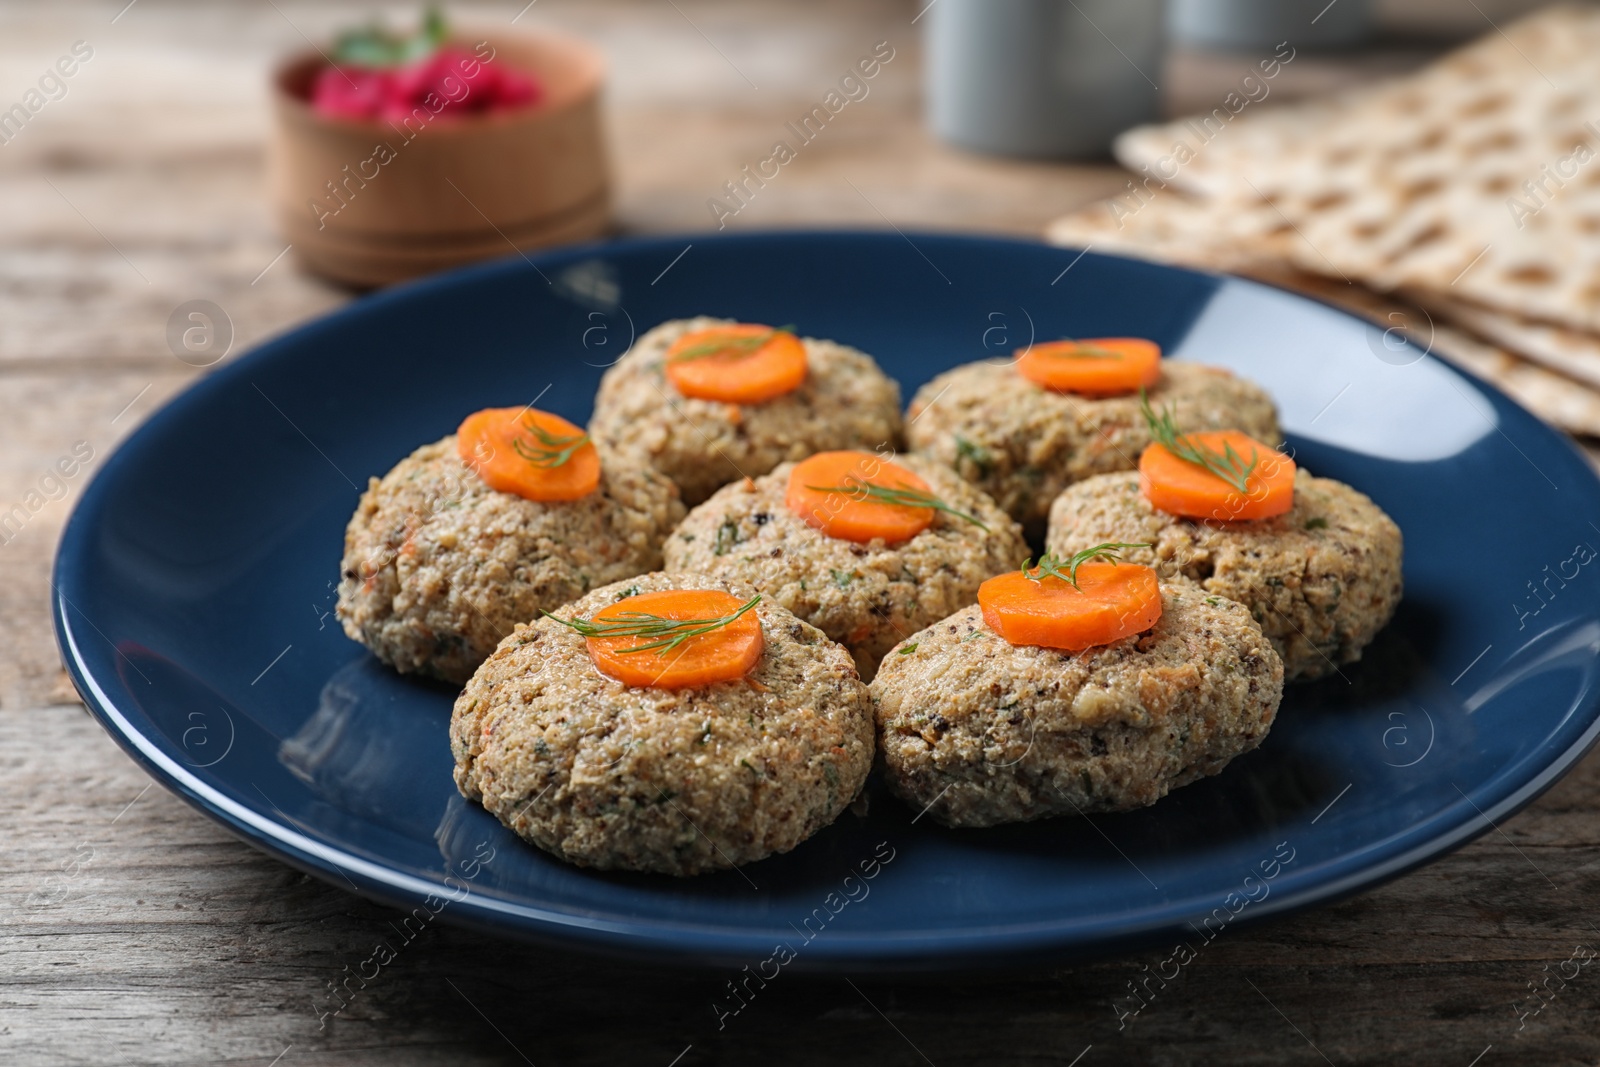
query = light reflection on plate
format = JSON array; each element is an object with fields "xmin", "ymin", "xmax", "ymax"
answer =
[{"xmin": 1172, "ymin": 279, "xmax": 1497, "ymax": 462}]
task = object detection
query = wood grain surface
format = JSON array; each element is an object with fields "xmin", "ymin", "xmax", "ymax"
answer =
[{"xmin": 4, "ymin": 1, "xmax": 1596, "ymax": 1065}]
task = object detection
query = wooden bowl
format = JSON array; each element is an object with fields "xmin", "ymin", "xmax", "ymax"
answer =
[{"xmin": 269, "ymin": 28, "xmax": 610, "ymax": 288}]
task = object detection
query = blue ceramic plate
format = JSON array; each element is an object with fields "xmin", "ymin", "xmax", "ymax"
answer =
[{"xmin": 55, "ymin": 232, "xmax": 1600, "ymax": 971}]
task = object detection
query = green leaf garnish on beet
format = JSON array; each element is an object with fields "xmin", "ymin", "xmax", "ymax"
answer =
[{"xmin": 333, "ymin": 6, "xmax": 448, "ymax": 67}]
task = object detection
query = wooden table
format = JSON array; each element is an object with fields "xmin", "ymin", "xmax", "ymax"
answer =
[{"xmin": 4, "ymin": 2, "xmax": 1593, "ymax": 1064}]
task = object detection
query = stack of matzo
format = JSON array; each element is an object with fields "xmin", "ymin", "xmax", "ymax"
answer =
[{"xmin": 1046, "ymin": 4, "xmax": 1600, "ymax": 437}]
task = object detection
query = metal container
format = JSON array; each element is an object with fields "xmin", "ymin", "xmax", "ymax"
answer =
[
  {"xmin": 925, "ymin": 0, "xmax": 1165, "ymax": 159},
  {"xmin": 1171, "ymin": 0, "xmax": 1371, "ymax": 51}
]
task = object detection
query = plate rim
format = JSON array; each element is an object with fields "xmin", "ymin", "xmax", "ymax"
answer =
[{"xmin": 53, "ymin": 228, "xmax": 1600, "ymax": 970}]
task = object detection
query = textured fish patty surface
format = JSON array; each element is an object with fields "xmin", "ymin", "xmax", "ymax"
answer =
[
  {"xmin": 1046, "ymin": 469, "xmax": 1403, "ymax": 680},
  {"xmin": 663, "ymin": 455, "xmax": 1027, "ymax": 681},
  {"xmin": 451, "ymin": 571, "xmax": 875, "ymax": 876},
  {"xmin": 870, "ymin": 588, "xmax": 1283, "ymax": 828},
  {"xmin": 906, "ymin": 360, "xmax": 1280, "ymax": 529},
  {"xmin": 589, "ymin": 316, "xmax": 904, "ymax": 506},
  {"xmin": 337, "ymin": 437, "xmax": 684, "ymax": 684}
]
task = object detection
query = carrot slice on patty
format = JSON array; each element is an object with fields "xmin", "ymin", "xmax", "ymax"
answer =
[
  {"xmin": 554, "ymin": 589, "xmax": 764, "ymax": 689},
  {"xmin": 1140, "ymin": 429, "xmax": 1295, "ymax": 521},
  {"xmin": 457, "ymin": 406, "xmax": 600, "ymax": 502},
  {"xmin": 1138, "ymin": 393, "xmax": 1294, "ymax": 520},
  {"xmin": 1016, "ymin": 337, "xmax": 1161, "ymax": 395},
  {"xmin": 979, "ymin": 548, "xmax": 1161, "ymax": 651},
  {"xmin": 665, "ymin": 323, "xmax": 808, "ymax": 404},
  {"xmin": 786, "ymin": 450, "xmax": 986, "ymax": 544}
]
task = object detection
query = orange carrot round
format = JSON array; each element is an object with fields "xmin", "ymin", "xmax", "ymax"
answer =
[
  {"xmin": 575, "ymin": 589, "xmax": 764, "ymax": 689},
  {"xmin": 1016, "ymin": 337, "xmax": 1161, "ymax": 395},
  {"xmin": 1140, "ymin": 429, "xmax": 1295, "ymax": 521},
  {"xmin": 457, "ymin": 406, "xmax": 600, "ymax": 502},
  {"xmin": 665, "ymin": 323, "xmax": 808, "ymax": 404},
  {"xmin": 979, "ymin": 557, "xmax": 1162, "ymax": 651},
  {"xmin": 786, "ymin": 450, "xmax": 978, "ymax": 544}
]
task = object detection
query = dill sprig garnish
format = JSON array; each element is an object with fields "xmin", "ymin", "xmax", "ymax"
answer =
[
  {"xmin": 804, "ymin": 476, "xmax": 989, "ymax": 531},
  {"xmin": 668, "ymin": 324, "xmax": 797, "ymax": 364},
  {"xmin": 1021, "ymin": 543, "xmax": 1151, "ymax": 590},
  {"xmin": 512, "ymin": 418, "xmax": 590, "ymax": 469},
  {"xmin": 1043, "ymin": 339, "xmax": 1125, "ymax": 360},
  {"xmin": 1139, "ymin": 389, "xmax": 1258, "ymax": 493},
  {"xmin": 545, "ymin": 594, "xmax": 761, "ymax": 656}
]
